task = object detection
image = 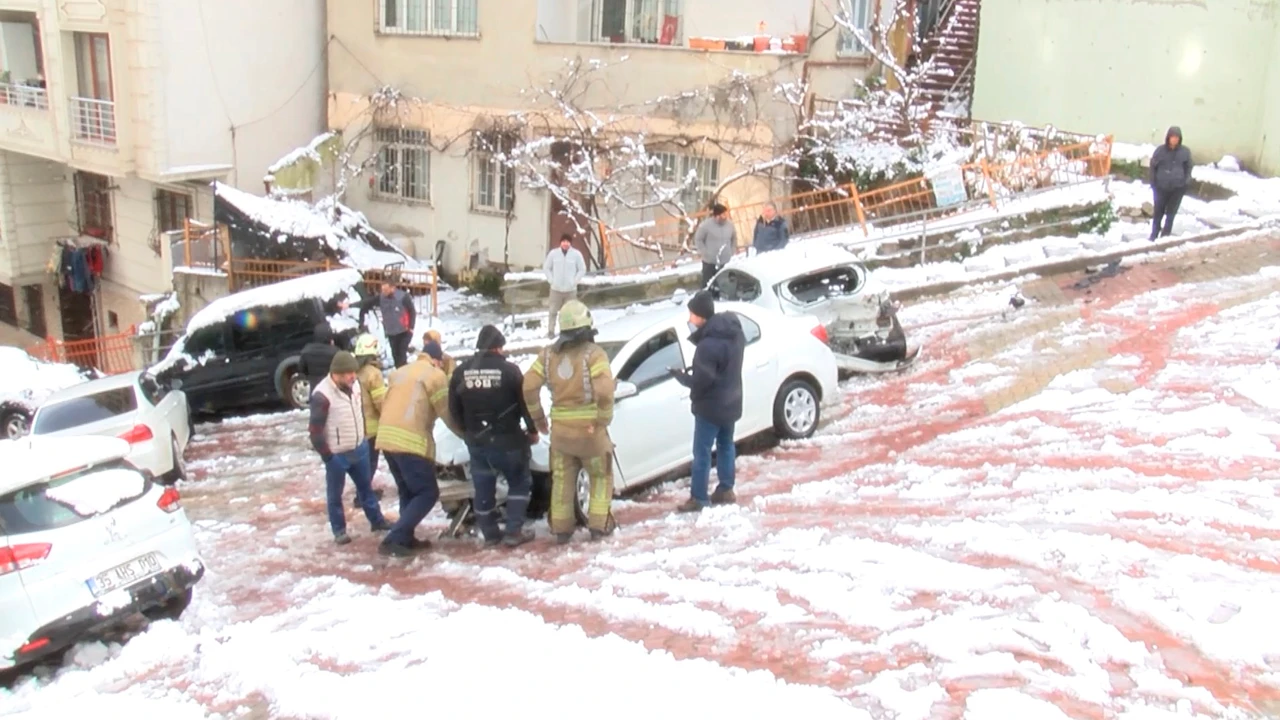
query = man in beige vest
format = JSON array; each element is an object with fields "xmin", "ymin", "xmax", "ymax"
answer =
[{"xmin": 308, "ymin": 351, "xmax": 391, "ymax": 545}]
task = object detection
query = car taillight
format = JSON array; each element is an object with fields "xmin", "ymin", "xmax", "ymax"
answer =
[
  {"xmin": 157, "ymin": 487, "xmax": 182, "ymax": 513},
  {"xmin": 118, "ymin": 424, "xmax": 153, "ymax": 444},
  {"xmin": 0, "ymin": 543, "xmax": 52, "ymax": 576},
  {"xmin": 811, "ymin": 324, "xmax": 829, "ymax": 344}
]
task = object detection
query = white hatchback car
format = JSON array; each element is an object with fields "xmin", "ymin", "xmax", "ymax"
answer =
[
  {"xmin": 30, "ymin": 371, "xmax": 191, "ymax": 484},
  {"xmin": 709, "ymin": 244, "xmax": 920, "ymax": 373},
  {"xmin": 434, "ymin": 300, "xmax": 838, "ymax": 530},
  {"xmin": 0, "ymin": 435, "xmax": 204, "ymax": 671}
]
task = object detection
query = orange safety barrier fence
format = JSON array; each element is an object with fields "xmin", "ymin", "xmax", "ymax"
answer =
[
  {"xmin": 226, "ymin": 258, "xmax": 440, "ymax": 317},
  {"xmin": 30, "ymin": 326, "xmax": 141, "ymax": 375},
  {"xmin": 599, "ymin": 135, "xmax": 1113, "ymax": 274}
]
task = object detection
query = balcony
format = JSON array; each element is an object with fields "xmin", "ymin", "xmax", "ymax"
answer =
[
  {"xmin": 69, "ymin": 96, "xmax": 115, "ymax": 146},
  {"xmin": 0, "ymin": 81, "xmax": 46, "ymax": 109}
]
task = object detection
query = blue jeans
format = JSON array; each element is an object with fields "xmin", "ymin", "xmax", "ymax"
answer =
[
  {"xmin": 383, "ymin": 452, "xmax": 439, "ymax": 548},
  {"xmin": 690, "ymin": 416, "xmax": 735, "ymax": 504},
  {"xmin": 468, "ymin": 444, "xmax": 533, "ymax": 540},
  {"xmin": 324, "ymin": 443, "xmax": 386, "ymax": 535}
]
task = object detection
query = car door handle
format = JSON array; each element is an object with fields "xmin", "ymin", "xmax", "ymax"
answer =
[{"xmin": 755, "ymin": 360, "xmax": 769, "ymax": 369}]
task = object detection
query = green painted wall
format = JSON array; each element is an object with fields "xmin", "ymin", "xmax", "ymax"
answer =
[{"xmin": 971, "ymin": 0, "xmax": 1280, "ymax": 175}]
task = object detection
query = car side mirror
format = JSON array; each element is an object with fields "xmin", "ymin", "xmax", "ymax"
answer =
[
  {"xmin": 614, "ymin": 380, "xmax": 638, "ymax": 400},
  {"xmin": 169, "ymin": 378, "xmax": 184, "ymax": 391}
]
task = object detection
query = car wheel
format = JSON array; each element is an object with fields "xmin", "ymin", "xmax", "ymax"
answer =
[
  {"xmin": 773, "ymin": 378, "xmax": 820, "ymax": 440},
  {"xmin": 142, "ymin": 588, "xmax": 193, "ymax": 622},
  {"xmin": 573, "ymin": 468, "xmax": 590, "ymax": 527},
  {"xmin": 286, "ymin": 372, "xmax": 311, "ymax": 409},
  {"xmin": 163, "ymin": 434, "xmax": 187, "ymax": 485},
  {"xmin": 1, "ymin": 409, "xmax": 30, "ymax": 439}
]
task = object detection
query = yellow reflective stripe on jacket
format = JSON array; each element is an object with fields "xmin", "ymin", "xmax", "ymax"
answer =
[
  {"xmin": 550, "ymin": 405, "xmax": 599, "ymax": 421},
  {"xmin": 366, "ymin": 418, "xmax": 380, "ymax": 435},
  {"xmin": 588, "ymin": 360, "xmax": 609, "ymax": 378},
  {"xmin": 429, "ymin": 386, "xmax": 448, "ymax": 404},
  {"xmin": 528, "ymin": 357, "xmax": 545, "ymax": 378},
  {"xmin": 370, "ymin": 385, "xmax": 388, "ymax": 401},
  {"xmin": 376, "ymin": 425, "xmax": 428, "ymax": 456}
]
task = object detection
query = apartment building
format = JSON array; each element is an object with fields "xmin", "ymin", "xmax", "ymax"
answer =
[
  {"xmin": 324, "ymin": 0, "xmax": 884, "ymax": 276},
  {"xmin": 0, "ymin": 0, "xmax": 325, "ymax": 345}
]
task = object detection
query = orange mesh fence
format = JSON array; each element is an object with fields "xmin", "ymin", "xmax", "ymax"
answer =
[
  {"xmin": 599, "ymin": 135, "xmax": 1112, "ymax": 274},
  {"xmin": 227, "ymin": 258, "xmax": 440, "ymax": 317}
]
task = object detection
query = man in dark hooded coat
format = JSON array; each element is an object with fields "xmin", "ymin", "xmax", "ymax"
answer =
[{"xmin": 1149, "ymin": 126, "xmax": 1193, "ymax": 241}]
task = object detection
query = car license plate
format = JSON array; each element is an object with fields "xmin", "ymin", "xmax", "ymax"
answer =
[{"xmin": 86, "ymin": 553, "xmax": 163, "ymax": 597}]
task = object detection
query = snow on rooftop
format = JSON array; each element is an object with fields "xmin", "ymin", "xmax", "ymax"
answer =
[
  {"xmin": 214, "ymin": 183, "xmax": 427, "ymax": 271},
  {"xmin": 267, "ymin": 131, "xmax": 338, "ymax": 175}
]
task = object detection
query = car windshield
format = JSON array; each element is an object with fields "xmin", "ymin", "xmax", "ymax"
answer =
[
  {"xmin": 33, "ymin": 386, "xmax": 138, "ymax": 434},
  {"xmin": 0, "ymin": 461, "xmax": 149, "ymax": 534}
]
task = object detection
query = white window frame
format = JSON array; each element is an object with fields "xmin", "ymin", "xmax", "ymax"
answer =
[
  {"xmin": 380, "ymin": 0, "xmax": 479, "ymax": 37},
  {"xmin": 373, "ymin": 128, "xmax": 431, "ymax": 204},
  {"xmin": 836, "ymin": 0, "xmax": 873, "ymax": 57},
  {"xmin": 652, "ymin": 150, "xmax": 719, "ymax": 210},
  {"xmin": 578, "ymin": 0, "xmax": 682, "ymax": 45},
  {"xmin": 472, "ymin": 132, "xmax": 516, "ymax": 214}
]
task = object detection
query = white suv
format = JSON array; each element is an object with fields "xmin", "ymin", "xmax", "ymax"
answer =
[{"xmin": 0, "ymin": 435, "xmax": 204, "ymax": 671}]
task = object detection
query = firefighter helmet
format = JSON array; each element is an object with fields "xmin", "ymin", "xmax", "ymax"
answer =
[
  {"xmin": 558, "ymin": 300, "xmax": 594, "ymax": 332},
  {"xmin": 353, "ymin": 333, "xmax": 380, "ymax": 357}
]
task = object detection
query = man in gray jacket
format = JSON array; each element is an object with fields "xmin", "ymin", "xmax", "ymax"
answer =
[
  {"xmin": 1149, "ymin": 126, "xmax": 1193, "ymax": 241},
  {"xmin": 543, "ymin": 234, "xmax": 587, "ymax": 338},
  {"xmin": 694, "ymin": 203, "xmax": 737, "ymax": 288},
  {"xmin": 357, "ymin": 282, "xmax": 416, "ymax": 367}
]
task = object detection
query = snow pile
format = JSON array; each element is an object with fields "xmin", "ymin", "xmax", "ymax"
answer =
[
  {"xmin": 0, "ymin": 347, "xmax": 90, "ymax": 413},
  {"xmin": 2, "ymin": 577, "xmax": 865, "ymax": 719},
  {"xmin": 265, "ymin": 131, "xmax": 337, "ymax": 178},
  {"xmin": 46, "ymin": 468, "xmax": 146, "ymax": 515}
]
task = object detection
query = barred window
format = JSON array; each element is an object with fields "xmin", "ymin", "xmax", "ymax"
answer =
[
  {"xmin": 374, "ymin": 128, "xmax": 430, "ymax": 203},
  {"xmin": 652, "ymin": 150, "xmax": 719, "ymax": 209},
  {"xmin": 472, "ymin": 132, "xmax": 516, "ymax": 213},
  {"xmin": 836, "ymin": 0, "xmax": 872, "ymax": 56}
]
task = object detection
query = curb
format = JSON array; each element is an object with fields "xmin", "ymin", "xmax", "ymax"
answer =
[{"xmin": 888, "ymin": 219, "xmax": 1280, "ymax": 303}]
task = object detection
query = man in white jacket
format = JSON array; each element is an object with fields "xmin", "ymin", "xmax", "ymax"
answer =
[{"xmin": 543, "ymin": 234, "xmax": 587, "ymax": 338}]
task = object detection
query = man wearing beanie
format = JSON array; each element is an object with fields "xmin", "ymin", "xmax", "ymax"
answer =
[
  {"xmin": 448, "ymin": 324, "xmax": 540, "ymax": 547},
  {"xmin": 668, "ymin": 290, "xmax": 745, "ymax": 512},
  {"xmin": 308, "ymin": 351, "xmax": 390, "ymax": 545},
  {"xmin": 422, "ymin": 328, "xmax": 456, "ymax": 377},
  {"xmin": 375, "ymin": 339, "xmax": 464, "ymax": 556}
]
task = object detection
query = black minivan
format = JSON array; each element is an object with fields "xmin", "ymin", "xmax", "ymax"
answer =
[{"xmin": 154, "ymin": 278, "xmax": 366, "ymax": 416}]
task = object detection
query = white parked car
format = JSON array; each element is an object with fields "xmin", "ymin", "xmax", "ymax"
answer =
[
  {"xmin": 0, "ymin": 435, "xmax": 204, "ymax": 671},
  {"xmin": 30, "ymin": 372, "xmax": 192, "ymax": 484},
  {"xmin": 708, "ymin": 244, "xmax": 920, "ymax": 373},
  {"xmin": 0, "ymin": 347, "xmax": 92, "ymax": 440},
  {"xmin": 434, "ymin": 300, "xmax": 838, "ymax": 531}
]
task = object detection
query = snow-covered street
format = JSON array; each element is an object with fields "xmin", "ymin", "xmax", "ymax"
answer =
[{"xmin": 4, "ymin": 235, "xmax": 1280, "ymax": 719}]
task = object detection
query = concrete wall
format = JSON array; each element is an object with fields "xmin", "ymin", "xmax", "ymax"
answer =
[
  {"xmin": 0, "ymin": 151, "xmax": 69, "ymax": 282},
  {"xmin": 972, "ymin": 0, "xmax": 1280, "ymax": 174},
  {"xmin": 156, "ymin": 0, "xmax": 326, "ymax": 191},
  {"xmin": 1258, "ymin": 16, "xmax": 1280, "ymax": 174}
]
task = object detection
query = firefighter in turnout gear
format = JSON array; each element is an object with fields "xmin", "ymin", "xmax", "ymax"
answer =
[
  {"xmin": 375, "ymin": 340, "xmax": 464, "ymax": 557},
  {"xmin": 353, "ymin": 333, "xmax": 388, "ymax": 508},
  {"xmin": 522, "ymin": 300, "xmax": 617, "ymax": 544}
]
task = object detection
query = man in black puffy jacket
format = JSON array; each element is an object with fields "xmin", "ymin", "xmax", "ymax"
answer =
[
  {"xmin": 668, "ymin": 290, "xmax": 745, "ymax": 513},
  {"xmin": 1149, "ymin": 126, "xmax": 1193, "ymax": 241},
  {"xmin": 448, "ymin": 325, "xmax": 540, "ymax": 547},
  {"xmin": 298, "ymin": 323, "xmax": 340, "ymax": 396}
]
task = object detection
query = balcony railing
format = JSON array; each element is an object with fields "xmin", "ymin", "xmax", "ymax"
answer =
[
  {"xmin": 69, "ymin": 96, "xmax": 116, "ymax": 145},
  {"xmin": 0, "ymin": 82, "xmax": 48, "ymax": 110}
]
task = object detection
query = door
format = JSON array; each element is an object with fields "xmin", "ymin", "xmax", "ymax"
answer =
[
  {"xmin": 609, "ymin": 326, "xmax": 693, "ymax": 487},
  {"xmin": 226, "ymin": 310, "xmax": 279, "ymax": 406},
  {"xmin": 175, "ymin": 324, "xmax": 237, "ymax": 413},
  {"xmin": 723, "ymin": 311, "xmax": 775, "ymax": 434},
  {"xmin": 23, "ymin": 285, "xmax": 46, "ymax": 338},
  {"xmin": 547, "ymin": 141, "xmax": 596, "ymax": 268}
]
